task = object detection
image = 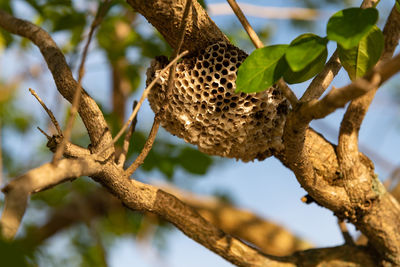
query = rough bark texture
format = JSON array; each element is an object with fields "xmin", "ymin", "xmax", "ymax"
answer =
[
  {"xmin": 0, "ymin": 10, "xmax": 113, "ymax": 155},
  {"xmin": 126, "ymin": 0, "xmax": 229, "ymax": 55},
  {"xmin": 23, "ymin": 186, "xmax": 311, "ymax": 256}
]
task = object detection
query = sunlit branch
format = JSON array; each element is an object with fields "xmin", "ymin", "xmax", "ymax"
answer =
[
  {"xmin": 0, "ymin": 158, "xmax": 101, "ymax": 239},
  {"xmin": 53, "ymin": 1, "xmax": 111, "ymax": 163}
]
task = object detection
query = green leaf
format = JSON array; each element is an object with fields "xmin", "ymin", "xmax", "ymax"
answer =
[
  {"xmin": 178, "ymin": 148, "xmax": 213, "ymax": 175},
  {"xmin": 338, "ymin": 26, "xmax": 384, "ymax": 81},
  {"xmin": 327, "ymin": 7, "xmax": 378, "ymax": 49},
  {"xmin": 283, "ymin": 48, "xmax": 327, "ymax": 84},
  {"xmin": 285, "ymin": 34, "xmax": 328, "ymax": 72},
  {"xmin": 236, "ymin": 45, "xmax": 288, "ymax": 93}
]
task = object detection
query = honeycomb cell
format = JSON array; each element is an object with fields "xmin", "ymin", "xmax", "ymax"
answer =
[{"xmin": 146, "ymin": 42, "xmax": 289, "ymax": 161}]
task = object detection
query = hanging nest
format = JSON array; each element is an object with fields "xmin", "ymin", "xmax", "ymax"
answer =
[{"xmin": 146, "ymin": 42, "xmax": 289, "ymax": 162}]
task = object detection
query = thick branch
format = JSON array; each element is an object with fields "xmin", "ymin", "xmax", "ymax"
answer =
[
  {"xmin": 0, "ymin": 158, "xmax": 102, "ymax": 239},
  {"xmin": 20, "ymin": 178, "xmax": 378, "ymax": 266},
  {"xmin": 126, "ymin": 0, "xmax": 229, "ymax": 54},
  {"xmin": 0, "ymin": 10, "xmax": 113, "ymax": 154},
  {"xmin": 299, "ymin": 50, "xmax": 400, "ymax": 123},
  {"xmin": 280, "ymin": 54, "xmax": 400, "ymax": 264},
  {"xmin": 24, "ymin": 185, "xmax": 310, "ymax": 256},
  {"xmin": 338, "ymin": 4, "xmax": 400, "ymax": 155},
  {"xmin": 94, "ymin": 165, "xmax": 295, "ymax": 267},
  {"xmin": 46, "ymin": 135, "xmax": 91, "ymax": 158},
  {"xmin": 334, "ymin": 6, "xmax": 400, "ymax": 263},
  {"xmin": 95, "ymin": 163, "xmax": 381, "ymax": 267},
  {"xmin": 301, "ymin": 74, "xmax": 381, "ymax": 122},
  {"xmin": 172, "ymin": 188, "xmax": 312, "ymax": 256}
]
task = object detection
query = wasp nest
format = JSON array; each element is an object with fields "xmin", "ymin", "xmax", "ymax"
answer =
[{"xmin": 147, "ymin": 42, "xmax": 289, "ymax": 162}]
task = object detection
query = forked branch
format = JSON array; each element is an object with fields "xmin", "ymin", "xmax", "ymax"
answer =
[{"xmin": 0, "ymin": 9, "xmax": 113, "ymax": 155}]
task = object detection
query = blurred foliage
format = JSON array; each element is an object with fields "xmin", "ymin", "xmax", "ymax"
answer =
[
  {"xmin": 0, "ymin": 81, "xmax": 34, "ymax": 133},
  {"xmin": 127, "ymin": 131, "xmax": 213, "ymax": 179},
  {"xmin": 0, "ymin": 237, "xmax": 34, "ymax": 267}
]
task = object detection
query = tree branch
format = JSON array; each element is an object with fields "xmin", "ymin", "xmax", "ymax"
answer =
[
  {"xmin": 279, "ymin": 52, "xmax": 400, "ymax": 263},
  {"xmin": 338, "ymin": 4, "xmax": 400, "ymax": 159},
  {"xmin": 117, "ymin": 101, "xmax": 138, "ymax": 167},
  {"xmin": 29, "ymin": 88, "xmax": 62, "ymax": 136},
  {"xmin": 125, "ymin": 117, "xmax": 160, "ymax": 176},
  {"xmin": 300, "ymin": 52, "xmax": 341, "ymax": 102},
  {"xmin": 226, "ymin": 0, "xmax": 264, "ymax": 49},
  {"xmin": 226, "ymin": 0, "xmax": 297, "ymax": 106},
  {"xmin": 53, "ymin": 1, "xmax": 110, "ymax": 163},
  {"xmin": 300, "ymin": 74, "xmax": 381, "ymax": 122},
  {"xmin": 99, "ymin": 50, "xmax": 189, "ymax": 158},
  {"xmin": 22, "ymin": 185, "xmax": 310, "ymax": 256},
  {"xmin": 126, "ymin": 0, "xmax": 229, "ymax": 54},
  {"xmin": 93, "ymin": 163, "xmax": 381, "ymax": 267},
  {"xmin": 20, "ymin": 177, "xmax": 378, "ymax": 266},
  {"xmin": 300, "ymin": 0, "xmax": 378, "ymax": 102},
  {"xmin": 0, "ymin": 9, "xmax": 113, "ymax": 155},
  {"xmin": 0, "ymin": 158, "xmax": 102, "ymax": 239},
  {"xmin": 164, "ymin": 185, "xmax": 312, "ymax": 256}
]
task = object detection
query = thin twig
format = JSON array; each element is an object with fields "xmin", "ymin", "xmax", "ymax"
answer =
[
  {"xmin": 301, "ymin": 73, "xmax": 381, "ymax": 122},
  {"xmin": 277, "ymin": 79, "xmax": 298, "ymax": 106},
  {"xmin": 109, "ymin": 52, "xmax": 188, "ymax": 144},
  {"xmin": 226, "ymin": 0, "xmax": 297, "ymax": 106},
  {"xmin": 29, "ymin": 88, "xmax": 62, "ymax": 135},
  {"xmin": 124, "ymin": 0, "xmax": 193, "ymax": 176},
  {"xmin": 117, "ymin": 101, "xmax": 138, "ymax": 167},
  {"xmin": 299, "ymin": 47, "xmax": 400, "ymax": 121},
  {"xmin": 300, "ymin": 0, "xmax": 378, "ymax": 103},
  {"xmin": 173, "ymin": 0, "xmax": 193, "ymax": 59},
  {"xmin": 52, "ymin": 1, "xmax": 111, "ymax": 164},
  {"xmin": 226, "ymin": 0, "xmax": 263, "ymax": 49},
  {"xmin": 300, "ymin": 52, "xmax": 341, "ymax": 102},
  {"xmin": 338, "ymin": 220, "xmax": 355, "ymax": 245},
  {"xmin": 37, "ymin": 127, "xmax": 52, "ymax": 140},
  {"xmin": 163, "ymin": 0, "xmax": 193, "ymax": 103},
  {"xmin": 125, "ymin": 117, "xmax": 161, "ymax": 176},
  {"xmin": 95, "ymin": 50, "xmax": 189, "ymax": 159}
]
